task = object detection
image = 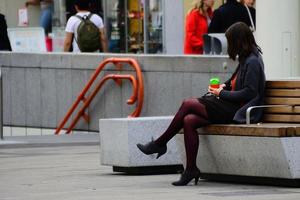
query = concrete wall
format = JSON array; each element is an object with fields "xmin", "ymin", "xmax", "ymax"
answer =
[
  {"xmin": 0, "ymin": 52, "xmax": 236, "ymax": 131},
  {"xmin": 256, "ymin": 0, "xmax": 300, "ymax": 79}
]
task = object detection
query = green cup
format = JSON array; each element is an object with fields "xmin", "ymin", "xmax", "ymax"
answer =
[{"xmin": 210, "ymin": 77, "xmax": 220, "ymax": 89}]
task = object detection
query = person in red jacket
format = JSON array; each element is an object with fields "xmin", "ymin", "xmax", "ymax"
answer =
[{"xmin": 184, "ymin": 0, "xmax": 214, "ymax": 54}]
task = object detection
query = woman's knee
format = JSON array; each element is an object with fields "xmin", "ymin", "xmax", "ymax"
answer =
[
  {"xmin": 181, "ymin": 98, "xmax": 198, "ymax": 109},
  {"xmin": 183, "ymin": 114, "xmax": 200, "ymax": 128}
]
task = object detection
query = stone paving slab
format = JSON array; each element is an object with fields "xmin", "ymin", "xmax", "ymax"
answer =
[{"xmin": 1, "ymin": 138, "xmax": 300, "ymax": 200}]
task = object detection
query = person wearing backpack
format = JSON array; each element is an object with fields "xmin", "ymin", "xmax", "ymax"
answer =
[{"xmin": 63, "ymin": 0, "xmax": 108, "ymax": 52}]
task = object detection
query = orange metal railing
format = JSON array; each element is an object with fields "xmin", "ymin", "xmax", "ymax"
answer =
[{"xmin": 55, "ymin": 58, "xmax": 144, "ymax": 135}]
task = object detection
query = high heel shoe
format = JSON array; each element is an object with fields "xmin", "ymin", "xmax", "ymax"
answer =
[
  {"xmin": 172, "ymin": 168, "xmax": 201, "ymax": 186},
  {"xmin": 136, "ymin": 140, "xmax": 167, "ymax": 159}
]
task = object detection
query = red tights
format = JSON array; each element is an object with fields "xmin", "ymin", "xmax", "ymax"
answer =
[{"xmin": 155, "ymin": 98, "xmax": 210, "ymax": 171}]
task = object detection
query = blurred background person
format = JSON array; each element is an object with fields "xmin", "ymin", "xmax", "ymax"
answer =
[
  {"xmin": 240, "ymin": 0, "xmax": 256, "ymax": 30},
  {"xmin": 184, "ymin": 0, "xmax": 214, "ymax": 54},
  {"xmin": 63, "ymin": 0, "xmax": 108, "ymax": 52},
  {"xmin": 208, "ymin": 0, "xmax": 254, "ymax": 33},
  {"xmin": 0, "ymin": 13, "xmax": 12, "ymax": 51},
  {"xmin": 25, "ymin": 0, "xmax": 54, "ymax": 36}
]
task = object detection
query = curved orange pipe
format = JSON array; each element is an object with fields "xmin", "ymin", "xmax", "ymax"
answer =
[
  {"xmin": 66, "ymin": 74, "xmax": 138, "ymax": 133},
  {"xmin": 110, "ymin": 58, "xmax": 144, "ymax": 117},
  {"xmin": 55, "ymin": 57, "xmax": 144, "ymax": 135}
]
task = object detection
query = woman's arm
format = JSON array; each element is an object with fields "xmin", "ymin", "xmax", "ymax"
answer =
[
  {"xmin": 222, "ymin": 78, "xmax": 232, "ymax": 90},
  {"xmin": 219, "ymin": 59, "xmax": 262, "ymax": 102},
  {"xmin": 63, "ymin": 32, "xmax": 73, "ymax": 52}
]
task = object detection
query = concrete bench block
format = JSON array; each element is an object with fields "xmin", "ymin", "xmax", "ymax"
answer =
[
  {"xmin": 99, "ymin": 116, "xmax": 182, "ymax": 169},
  {"xmin": 175, "ymin": 135, "xmax": 300, "ymax": 179}
]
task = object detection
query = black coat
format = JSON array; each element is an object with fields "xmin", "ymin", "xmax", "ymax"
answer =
[
  {"xmin": 0, "ymin": 14, "xmax": 12, "ymax": 51},
  {"xmin": 208, "ymin": 0, "xmax": 256, "ymax": 33},
  {"xmin": 219, "ymin": 50, "xmax": 266, "ymax": 123}
]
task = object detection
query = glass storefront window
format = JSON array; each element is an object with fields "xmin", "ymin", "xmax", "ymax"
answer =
[
  {"xmin": 146, "ymin": 0, "xmax": 163, "ymax": 53},
  {"xmin": 103, "ymin": 0, "xmax": 164, "ymax": 54},
  {"xmin": 127, "ymin": 0, "xmax": 144, "ymax": 53},
  {"xmin": 104, "ymin": 0, "xmax": 126, "ymax": 53}
]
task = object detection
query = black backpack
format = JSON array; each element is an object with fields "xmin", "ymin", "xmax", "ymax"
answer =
[{"xmin": 75, "ymin": 13, "xmax": 101, "ymax": 52}]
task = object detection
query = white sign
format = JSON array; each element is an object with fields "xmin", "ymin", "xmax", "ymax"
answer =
[
  {"xmin": 18, "ymin": 8, "xmax": 29, "ymax": 27},
  {"xmin": 7, "ymin": 27, "xmax": 46, "ymax": 52}
]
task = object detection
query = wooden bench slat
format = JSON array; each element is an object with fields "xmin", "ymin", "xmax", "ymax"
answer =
[
  {"xmin": 266, "ymin": 80, "xmax": 300, "ymax": 89},
  {"xmin": 200, "ymin": 123, "xmax": 299, "ymax": 137},
  {"xmin": 263, "ymin": 114, "xmax": 300, "ymax": 123},
  {"xmin": 265, "ymin": 97, "xmax": 300, "ymax": 105},
  {"xmin": 296, "ymin": 127, "xmax": 300, "ymax": 136},
  {"xmin": 264, "ymin": 106, "xmax": 300, "ymax": 114},
  {"xmin": 266, "ymin": 89, "xmax": 300, "ymax": 97}
]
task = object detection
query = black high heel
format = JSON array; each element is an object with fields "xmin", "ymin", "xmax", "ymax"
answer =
[
  {"xmin": 136, "ymin": 140, "xmax": 167, "ymax": 159},
  {"xmin": 172, "ymin": 168, "xmax": 201, "ymax": 186}
]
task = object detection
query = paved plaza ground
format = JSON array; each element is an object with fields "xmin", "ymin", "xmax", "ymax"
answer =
[{"xmin": 1, "ymin": 133, "xmax": 300, "ymax": 200}]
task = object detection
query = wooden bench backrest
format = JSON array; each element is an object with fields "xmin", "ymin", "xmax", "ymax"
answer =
[{"xmin": 264, "ymin": 80, "xmax": 300, "ymax": 123}]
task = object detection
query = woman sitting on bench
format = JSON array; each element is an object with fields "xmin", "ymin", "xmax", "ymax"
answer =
[{"xmin": 137, "ymin": 22, "xmax": 266, "ymax": 186}]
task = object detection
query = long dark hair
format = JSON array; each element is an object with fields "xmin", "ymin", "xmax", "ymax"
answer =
[{"xmin": 225, "ymin": 22, "xmax": 262, "ymax": 61}]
